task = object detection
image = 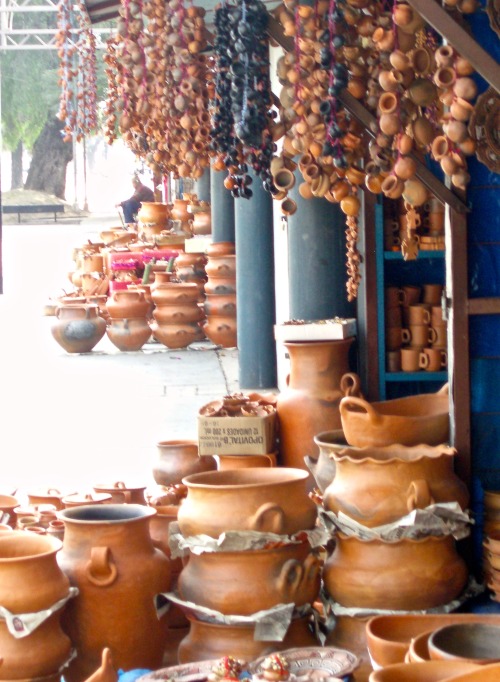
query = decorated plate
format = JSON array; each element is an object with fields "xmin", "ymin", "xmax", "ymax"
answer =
[
  {"xmin": 251, "ymin": 647, "xmax": 360, "ymax": 679},
  {"xmin": 136, "ymin": 659, "xmax": 220, "ymax": 682}
]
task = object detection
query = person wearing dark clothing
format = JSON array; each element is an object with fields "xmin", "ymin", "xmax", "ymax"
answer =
[{"xmin": 116, "ymin": 176, "xmax": 155, "ymax": 224}]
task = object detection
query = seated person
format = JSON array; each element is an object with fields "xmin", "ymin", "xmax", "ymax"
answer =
[{"xmin": 116, "ymin": 175, "xmax": 155, "ymax": 225}]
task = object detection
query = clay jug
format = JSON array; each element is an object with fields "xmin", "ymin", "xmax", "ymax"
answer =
[
  {"xmin": 323, "ymin": 533, "xmax": 468, "ymax": 610},
  {"xmin": 153, "ymin": 440, "xmax": 216, "ymax": 486},
  {"xmin": 57, "ymin": 504, "xmax": 171, "ymax": 682},
  {"xmin": 322, "ymin": 443, "xmax": 470, "ymax": 527},
  {"xmin": 0, "ymin": 532, "xmax": 72, "ymax": 679},
  {"xmin": 178, "ymin": 614, "xmax": 319, "ymax": 663},
  {"xmin": 178, "ymin": 541, "xmax": 322, "ymax": 614},
  {"xmin": 105, "ymin": 290, "xmax": 150, "ymax": 320},
  {"xmin": 106, "ymin": 317, "xmax": 152, "ymax": 352},
  {"xmin": 305, "ymin": 429, "xmax": 348, "ymax": 493},
  {"xmin": 137, "ymin": 202, "xmax": 169, "ymax": 227},
  {"xmin": 275, "ymin": 339, "xmax": 361, "ymax": 472},
  {"xmin": 51, "ymin": 305, "xmax": 106, "ymax": 354}
]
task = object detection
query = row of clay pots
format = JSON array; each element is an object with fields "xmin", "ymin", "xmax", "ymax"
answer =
[{"xmin": 203, "ymin": 242, "xmax": 237, "ymax": 348}]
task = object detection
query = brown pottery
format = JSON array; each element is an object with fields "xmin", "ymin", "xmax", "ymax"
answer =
[
  {"xmin": 206, "ymin": 241, "xmax": 235, "ymax": 257},
  {"xmin": 205, "ymin": 255, "xmax": 236, "ymax": 278},
  {"xmin": 202, "ymin": 314, "xmax": 237, "ymax": 348},
  {"xmin": 92, "ymin": 481, "xmax": 146, "ymax": 504},
  {"xmin": 0, "ymin": 495, "xmax": 19, "ymax": 527},
  {"xmin": 153, "ymin": 440, "xmax": 216, "ymax": 486},
  {"xmin": 137, "ymin": 202, "xmax": 170, "ymax": 227},
  {"xmin": 369, "ymin": 661, "xmax": 481, "ymax": 682},
  {"xmin": 27, "ymin": 489, "xmax": 69, "ymax": 511},
  {"xmin": 51, "ymin": 305, "xmax": 106, "ymax": 354},
  {"xmin": 150, "ymin": 321, "xmax": 200, "ymax": 349},
  {"xmin": 177, "ymin": 468, "xmax": 318, "ymax": 538},
  {"xmin": 152, "ymin": 303, "xmax": 204, "ymax": 325},
  {"xmin": 217, "ymin": 453, "xmax": 277, "ymax": 470},
  {"xmin": 57, "ymin": 504, "xmax": 171, "ymax": 682},
  {"xmin": 106, "ymin": 318, "xmax": 152, "ymax": 351},
  {"xmin": 105, "ymin": 290, "xmax": 150, "ymax": 319},
  {"xmin": 427, "ymin": 623, "xmax": 500, "ymax": 664},
  {"xmin": 307, "ymin": 429, "xmax": 348, "ymax": 493},
  {"xmin": 151, "ymin": 282, "xmax": 200, "ymax": 306},
  {"xmin": 62, "ymin": 492, "xmax": 112, "ymax": 508}
]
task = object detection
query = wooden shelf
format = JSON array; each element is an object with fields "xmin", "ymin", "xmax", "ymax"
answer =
[{"xmin": 384, "ymin": 250, "xmax": 445, "ymax": 261}]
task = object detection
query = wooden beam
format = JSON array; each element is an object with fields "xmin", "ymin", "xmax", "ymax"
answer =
[
  {"xmin": 468, "ymin": 297, "xmax": 500, "ymax": 315},
  {"xmin": 405, "ymin": 0, "xmax": 500, "ymax": 93}
]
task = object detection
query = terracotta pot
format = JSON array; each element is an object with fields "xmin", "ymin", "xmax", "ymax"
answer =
[
  {"xmin": 92, "ymin": 482, "xmax": 147, "ymax": 504},
  {"xmin": 206, "ymin": 242, "xmax": 235, "ymax": 257},
  {"xmin": 203, "ymin": 315, "xmax": 237, "ymax": 348},
  {"xmin": 152, "ymin": 303, "xmax": 204, "ymax": 325},
  {"xmin": 151, "ymin": 283, "xmax": 200, "ymax": 306},
  {"xmin": 153, "ymin": 440, "xmax": 216, "ymax": 486},
  {"xmin": 177, "ymin": 614, "xmax": 319, "ymax": 663},
  {"xmin": 369, "ymin": 661, "xmax": 482, "ymax": 682},
  {"xmin": 137, "ymin": 202, "xmax": 169, "ymax": 227},
  {"xmin": 191, "ymin": 208, "xmax": 212, "ymax": 236},
  {"xmin": 151, "ymin": 271, "xmax": 174, "ymax": 291},
  {"xmin": 177, "ymin": 468, "xmax": 318, "ymax": 538},
  {"xmin": 428, "ymin": 623, "xmax": 500, "ymax": 664},
  {"xmin": 0, "ymin": 532, "xmax": 72, "ymax": 678},
  {"xmin": 171, "ymin": 199, "xmax": 191, "ymax": 227},
  {"xmin": 178, "ymin": 541, "xmax": 322, "ymax": 614},
  {"xmin": 323, "ymin": 533, "xmax": 468, "ymax": 610},
  {"xmin": 275, "ymin": 339, "xmax": 361, "ymax": 472},
  {"xmin": 203, "ymin": 293, "xmax": 236, "ymax": 317},
  {"xmin": 105, "ymin": 290, "xmax": 150, "ymax": 320},
  {"xmin": 27, "ymin": 489, "xmax": 69, "ymax": 511},
  {"xmin": 204, "ymin": 277, "xmax": 236, "ymax": 295},
  {"xmin": 217, "ymin": 453, "xmax": 277, "ymax": 470},
  {"xmin": 0, "ymin": 495, "xmax": 19, "ymax": 528},
  {"xmin": 150, "ymin": 321, "xmax": 200, "ymax": 349},
  {"xmin": 322, "ymin": 443, "xmax": 469, "ymax": 527},
  {"xmin": 106, "ymin": 318, "xmax": 152, "ymax": 351},
  {"xmin": 57, "ymin": 504, "xmax": 171, "ymax": 681},
  {"xmin": 62, "ymin": 493, "xmax": 112, "ymax": 508},
  {"xmin": 51, "ymin": 305, "xmax": 106, "ymax": 354},
  {"xmin": 175, "ymin": 253, "xmax": 207, "ymax": 277},
  {"xmin": 304, "ymin": 429, "xmax": 348, "ymax": 493},
  {"xmin": 205, "ymin": 255, "xmax": 236, "ymax": 279}
]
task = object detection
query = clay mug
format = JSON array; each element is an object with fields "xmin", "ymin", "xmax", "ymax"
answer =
[
  {"xmin": 431, "ymin": 305, "xmax": 445, "ymax": 326},
  {"xmin": 408, "ymin": 304, "xmax": 431, "ymax": 325},
  {"xmin": 422, "ymin": 284, "xmax": 443, "ymax": 305},
  {"xmin": 421, "ymin": 347, "xmax": 448, "ymax": 372},
  {"xmin": 386, "ymin": 350, "xmax": 401, "ymax": 372},
  {"xmin": 431, "ymin": 325, "xmax": 448, "ymax": 348},
  {"xmin": 407, "ymin": 324, "xmax": 437, "ymax": 348},
  {"xmin": 385, "ymin": 306, "xmax": 402, "ymax": 327},
  {"xmin": 385, "ymin": 326, "xmax": 404, "ymax": 351},
  {"xmin": 400, "ymin": 285, "xmax": 421, "ymax": 306},
  {"xmin": 401, "ymin": 347, "xmax": 426, "ymax": 372}
]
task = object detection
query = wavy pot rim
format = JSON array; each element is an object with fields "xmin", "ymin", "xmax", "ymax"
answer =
[{"xmin": 329, "ymin": 442, "xmax": 457, "ymax": 464}]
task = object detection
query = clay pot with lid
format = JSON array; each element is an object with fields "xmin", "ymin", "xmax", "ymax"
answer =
[
  {"xmin": 62, "ymin": 492, "xmax": 113, "ymax": 508},
  {"xmin": 177, "ymin": 468, "xmax": 318, "ymax": 538},
  {"xmin": 51, "ymin": 304, "xmax": 106, "ymax": 354},
  {"xmin": 57, "ymin": 504, "xmax": 171, "ymax": 681},
  {"xmin": 153, "ymin": 440, "xmax": 216, "ymax": 486},
  {"xmin": 92, "ymin": 481, "xmax": 147, "ymax": 504}
]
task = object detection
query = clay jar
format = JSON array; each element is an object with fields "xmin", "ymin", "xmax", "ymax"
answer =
[
  {"xmin": 57, "ymin": 504, "xmax": 171, "ymax": 681},
  {"xmin": 0, "ymin": 494, "xmax": 19, "ymax": 527},
  {"xmin": 137, "ymin": 202, "xmax": 170, "ymax": 227},
  {"xmin": 178, "ymin": 541, "xmax": 322, "ymax": 614},
  {"xmin": 178, "ymin": 614, "xmax": 319, "ymax": 664},
  {"xmin": 0, "ymin": 532, "xmax": 72, "ymax": 678},
  {"xmin": 153, "ymin": 440, "xmax": 216, "ymax": 486},
  {"xmin": 322, "ymin": 443, "xmax": 469, "ymax": 527},
  {"xmin": 203, "ymin": 315, "xmax": 237, "ymax": 348},
  {"xmin": 205, "ymin": 255, "xmax": 236, "ymax": 279},
  {"xmin": 177, "ymin": 468, "xmax": 318, "ymax": 538},
  {"xmin": 206, "ymin": 241, "xmax": 235, "ymax": 257},
  {"xmin": 171, "ymin": 199, "xmax": 191, "ymax": 230},
  {"xmin": 92, "ymin": 481, "xmax": 147, "ymax": 504},
  {"xmin": 190, "ymin": 205, "xmax": 212, "ymax": 236},
  {"xmin": 153, "ymin": 303, "xmax": 204, "ymax": 325},
  {"xmin": 323, "ymin": 533, "xmax": 468, "ymax": 610},
  {"xmin": 106, "ymin": 318, "xmax": 152, "ymax": 352},
  {"xmin": 150, "ymin": 322, "xmax": 200, "ymax": 349},
  {"xmin": 105, "ymin": 289, "xmax": 150, "ymax": 319},
  {"xmin": 51, "ymin": 304, "xmax": 106, "ymax": 354},
  {"xmin": 204, "ymin": 293, "xmax": 236, "ymax": 316},
  {"xmin": 151, "ymin": 282, "xmax": 200, "ymax": 306},
  {"xmin": 275, "ymin": 339, "xmax": 361, "ymax": 471}
]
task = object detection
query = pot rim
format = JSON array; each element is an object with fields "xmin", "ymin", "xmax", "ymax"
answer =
[
  {"xmin": 0, "ymin": 530, "xmax": 62, "ymax": 559},
  {"xmin": 330, "ymin": 443, "xmax": 457, "ymax": 464},
  {"xmin": 58, "ymin": 503, "xmax": 155, "ymax": 524},
  {"xmin": 182, "ymin": 467, "xmax": 309, "ymax": 490}
]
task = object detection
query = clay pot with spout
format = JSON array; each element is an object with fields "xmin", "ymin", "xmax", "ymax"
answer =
[
  {"xmin": 178, "ymin": 541, "xmax": 322, "ymax": 615},
  {"xmin": 323, "ymin": 533, "xmax": 468, "ymax": 610},
  {"xmin": 51, "ymin": 304, "xmax": 106, "ymax": 354},
  {"xmin": 153, "ymin": 440, "xmax": 216, "ymax": 486},
  {"xmin": 177, "ymin": 468, "xmax": 317, "ymax": 538},
  {"xmin": 322, "ymin": 443, "xmax": 469, "ymax": 527},
  {"xmin": 57, "ymin": 504, "xmax": 171, "ymax": 681}
]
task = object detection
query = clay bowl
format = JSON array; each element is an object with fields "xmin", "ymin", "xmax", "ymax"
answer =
[
  {"xmin": 339, "ymin": 383, "xmax": 449, "ymax": 447},
  {"xmin": 428, "ymin": 623, "xmax": 500, "ymax": 664},
  {"xmin": 369, "ymin": 660, "xmax": 481, "ymax": 682},
  {"xmin": 408, "ymin": 630, "xmax": 433, "ymax": 662},
  {"xmin": 437, "ymin": 662, "xmax": 500, "ymax": 681},
  {"xmin": 366, "ymin": 615, "xmax": 500, "ymax": 668}
]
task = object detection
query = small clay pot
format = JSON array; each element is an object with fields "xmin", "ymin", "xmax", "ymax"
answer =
[
  {"xmin": 153, "ymin": 440, "xmax": 216, "ymax": 486},
  {"xmin": 106, "ymin": 318, "xmax": 152, "ymax": 351}
]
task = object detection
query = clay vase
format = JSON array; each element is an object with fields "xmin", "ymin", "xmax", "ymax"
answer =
[
  {"xmin": 51, "ymin": 304, "xmax": 106, "ymax": 354},
  {"xmin": 323, "ymin": 533, "xmax": 468, "ymax": 610},
  {"xmin": 203, "ymin": 314, "xmax": 237, "ymax": 348},
  {"xmin": 137, "ymin": 202, "xmax": 169, "ymax": 228},
  {"xmin": 178, "ymin": 541, "xmax": 322, "ymax": 614},
  {"xmin": 153, "ymin": 440, "xmax": 216, "ymax": 486},
  {"xmin": 275, "ymin": 339, "xmax": 361, "ymax": 472},
  {"xmin": 177, "ymin": 468, "xmax": 318, "ymax": 538},
  {"xmin": 92, "ymin": 482, "xmax": 147, "ymax": 504},
  {"xmin": 105, "ymin": 290, "xmax": 150, "ymax": 320},
  {"xmin": 0, "ymin": 532, "xmax": 72, "ymax": 679},
  {"xmin": 57, "ymin": 504, "xmax": 172, "ymax": 682},
  {"xmin": 178, "ymin": 614, "xmax": 319, "ymax": 663},
  {"xmin": 322, "ymin": 443, "xmax": 470, "ymax": 527},
  {"xmin": 106, "ymin": 318, "xmax": 152, "ymax": 352}
]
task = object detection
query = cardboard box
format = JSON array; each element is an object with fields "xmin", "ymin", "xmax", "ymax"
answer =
[
  {"xmin": 198, "ymin": 414, "xmax": 276, "ymax": 456},
  {"xmin": 274, "ymin": 318, "xmax": 357, "ymax": 342}
]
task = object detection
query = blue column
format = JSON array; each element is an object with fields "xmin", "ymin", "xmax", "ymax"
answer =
[
  {"xmin": 210, "ymin": 168, "xmax": 235, "ymax": 244},
  {"xmin": 235, "ymin": 169, "xmax": 278, "ymax": 389},
  {"xmin": 195, "ymin": 169, "xmax": 211, "ymax": 203}
]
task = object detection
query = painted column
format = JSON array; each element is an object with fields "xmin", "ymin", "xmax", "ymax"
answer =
[
  {"xmin": 195, "ymin": 169, "xmax": 211, "ymax": 203},
  {"xmin": 210, "ymin": 167, "xmax": 235, "ymax": 244}
]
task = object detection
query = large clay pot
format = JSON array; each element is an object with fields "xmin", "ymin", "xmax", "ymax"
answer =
[
  {"xmin": 322, "ymin": 443, "xmax": 470, "ymax": 527},
  {"xmin": 171, "ymin": 199, "xmax": 191, "ymax": 229},
  {"xmin": 137, "ymin": 202, "xmax": 169, "ymax": 227},
  {"xmin": 175, "ymin": 253, "xmax": 207, "ymax": 278},
  {"xmin": 150, "ymin": 321, "xmax": 200, "ymax": 349},
  {"xmin": 106, "ymin": 318, "xmax": 152, "ymax": 352},
  {"xmin": 177, "ymin": 468, "xmax": 318, "ymax": 538},
  {"xmin": 203, "ymin": 293, "xmax": 236, "ymax": 317},
  {"xmin": 275, "ymin": 339, "xmax": 361, "ymax": 472},
  {"xmin": 0, "ymin": 532, "xmax": 72, "ymax": 678},
  {"xmin": 204, "ymin": 277, "xmax": 237, "ymax": 295},
  {"xmin": 153, "ymin": 440, "xmax": 216, "ymax": 486},
  {"xmin": 151, "ymin": 283, "xmax": 200, "ymax": 306},
  {"xmin": 178, "ymin": 614, "xmax": 319, "ymax": 663},
  {"xmin": 57, "ymin": 504, "xmax": 171, "ymax": 682},
  {"xmin": 203, "ymin": 315, "xmax": 237, "ymax": 348},
  {"xmin": 152, "ymin": 303, "xmax": 204, "ymax": 325},
  {"xmin": 190, "ymin": 206, "xmax": 212, "ymax": 236},
  {"xmin": 178, "ymin": 541, "xmax": 322, "ymax": 615},
  {"xmin": 205, "ymin": 255, "xmax": 236, "ymax": 279},
  {"xmin": 51, "ymin": 305, "xmax": 106, "ymax": 354},
  {"xmin": 105, "ymin": 290, "xmax": 150, "ymax": 320},
  {"xmin": 323, "ymin": 533, "xmax": 468, "ymax": 610}
]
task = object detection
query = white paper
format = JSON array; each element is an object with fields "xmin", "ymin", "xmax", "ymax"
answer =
[{"xmin": 0, "ymin": 587, "xmax": 79, "ymax": 638}]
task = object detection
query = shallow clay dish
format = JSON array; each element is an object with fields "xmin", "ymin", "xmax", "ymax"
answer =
[
  {"xmin": 428, "ymin": 623, "xmax": 500, "ymax": 664},
  {"xmin": 251, "ymin": 646, "xmax": 359, "ymax": 679},
  {"xmin": 369, "ymin": 660, "xmax": 481, "ymax": 682}
]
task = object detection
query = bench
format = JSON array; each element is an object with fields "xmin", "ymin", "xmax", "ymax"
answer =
[{"xmin": 2, "ymin": 204, "xmax": 65, "ymax": 223}]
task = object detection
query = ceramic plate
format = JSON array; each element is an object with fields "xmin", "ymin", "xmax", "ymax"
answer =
[
  {"xmin": 251, "ymin": 646, "xmax": 360, "ymax": 679},
  {"xmin": 136, "ymin": 659, "xmax": 220, "ymax": 682}
]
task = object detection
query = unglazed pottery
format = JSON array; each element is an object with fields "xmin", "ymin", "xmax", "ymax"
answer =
[
  {"xmin": 105, "ymin": 289, "xmax": 150, "ymax": 319},
  {"xmin": 106, "ymin": 318, "xmax": 152, "ymax": 351},
  {"xmin": 307, "ymin": 429, "xmax": 348, "ymax": 493},
  {"xmin": 0, "ymin": 494, "xmax": 19, "ymax": 527},
  {"xmin": 152, "ymin": 440, "xmax": 216, "ymax": 486},
  {"xmin": 427, "ymin": 623, "xmax": 500, "ymax": 664},
  {"xmin": 137, "ymin": 202, "xmax": 170, "ymax": 227},
  {"xmin": 368, "ymin": 661, "xmax": 481, "ymax": 682},
  {"xmin": 177, "ymin": 468, "xmax": 318, "ymax": 538},
  {"xmin": 202, "ymin": 314, "xmax": 237, "ymax": 348},
  {"xmin": 57, "ymin": 504, "xmax": 171, "ymax": 681},
  {"xmin": 150, "ymin": 321, "xmax": 200, "ymax": 349},
  {"xmin": 92, "ymin": 481, "xmax": 146, "ymax": 504},
  {"xmin": 217, "ymin": 453, "xmax": 277, "ymax": 470},
  {"xmin": 51, "ymin": 304, "xmax": 106, "ymax": 354}
]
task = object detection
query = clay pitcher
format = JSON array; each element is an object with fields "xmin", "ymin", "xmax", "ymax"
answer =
[
  {"xmin": 0, "ymin": 532, "xmax": 72, "ymax": 679},
  {"xmin": 57, "ymin": 504, "xmax": 171, "ymax": 682},
  {"xmin": 152, "ymin": 440, "xmax": 216, "ymax": 486},
  {"xmin": 51, "ymin": 304, "xmax": 106, "ymax": 354},
  {"xmin": 275, "ymin": 339, "xmax": 361, "ymax": 472}
]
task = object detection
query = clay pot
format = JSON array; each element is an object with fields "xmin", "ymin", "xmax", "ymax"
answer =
[
  {"xmin": 177, "ymin": 614, "xmax": 319, "ymax": 663},
  {"xmin": 322, "ymin": 443, "xmax": 469, "ymax": 527},
  {"xmin": 105, "ymin": 290, "xmax": 150, "ymax": 320},
  {"xmin": 191, "ymin": 207, "xmax": 212, "ymax": 236},
  {"xmin": 0, "ymin": 495, "xmax": 19, "ymax": 528},
  {"xmin": 305, "ymin": 429, "xmax": 348, "ymax": 493},
  {"xmin": 92, "ymin": 482, "xmax": 147, "ymax": 504},
  {"xmin": 205, "ymin": 276, "xmax": 237, "ymax": 295},
  {"xmin": 323, "ymin": 533, "xmax": 468, "ymax": 610},
  {"xmin": 150, "ymin": 321, "xmax": 200, "ymax": 349},
  {"xmin": 153, "ymin": 440, "xmax": 216, "ymax": 486},
  {"xmin": 171, "ymin": 199, "xmax": 191, "ymax": 228},
  {"xmin": 62, "ymin": 493, "xmax": 112, "ymax": 508},
  {"xmin": 57, "ymin": 504, "xmax": 171, "ymax": 681},
  {"xmin": 151, "ymin": 283, "xmax": 200, "ymax": 306},
  {"xmin": 177, "ymin": 468, "xmax": 318, "ymax": 538},
  {"xmin": 403, "ymin": 178, "xmax": 429, "ymax": 206},
  {"xmin": 369, "ymin": 661, "xmax": 482, "ymax": 682},
  {"xmin": 51, "ymin": 305, "xmax": 106, "ymax": 354},
  {"xmin": 381, "ymin": 175, "xmax": 405, "ymax": 199},
  {"xmin": 203, "ymin": 293, "xmax": 236, "ymax": 317},
  {"xmin": 175, "ymin": 253, "xmax": 207, "ymax": 278},
  {"xmin": 217, "ymin": 453, "xmax": 277, "ymax": 470},
  {"xmin": 151, "ymin": 271, "xmax": 174, "ymax": 291},
  {"xmin": 205, "ymin": 255, "xmax": 236, "ymax": 279},
  {"xmin": 407, "ymin": 78, "xmax": 437, "ymax": 107},
  {"xmin": 106, "ymin": 318, "xmax": 152, "ymax": 351},
  {"xmin": 27, "ymin": 489, "xmax": 69, "ymax": 511},
  {"xmin": 275, "ymin": 339, "xmax": 361, "ymax": 472},
  {"xmin": 137, "ymin": 202, "xmax": 169, "ymax": 227},
  {"xmin": 0, "ymin": 532, "xmax": 72, "ymax": 678},
  {"xmin": 428, "ymin": 623, "xmax": 500, "ymax": 664},
  {"xmin": 203, "ymin": 315, "xmax": 237, "ymax": 348},
  {"xmin": 152, "ymin": 303, "xmax": 204, "ymax": 325},
  {"xmin": 206, "ymin": 242, "xmax": 235, "ymax": 257}
]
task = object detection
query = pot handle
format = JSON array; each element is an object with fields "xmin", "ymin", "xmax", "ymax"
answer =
[
  {"xmin": 250, "ymin": 502, "xmax": 285, "ymax": 534},
  {"xmin": 276, "ymin": 559, "xmax": 304, "ymax": 599},
  {"xmin": 85, "ymin": 546, "xmax": 118, "ymax": 587},
  {"xmin": 406, "ymin": 479, "xmax": 435, "ymax": 511},
  {"xmin": 47, "ymin": 488, "xmax": 62, "ymax": 495},
  {"xmin": 340, "ymin": 372, "xmax": 363, "ymax": 397},
  {"xmin": 339, "ymin": 396, "xmax": 381, "ymax": 424}
]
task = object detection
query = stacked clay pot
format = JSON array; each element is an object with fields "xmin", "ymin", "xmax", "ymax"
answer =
[
  {"xmin": 174, "ymin": 252, "xmax": 208, "ymax": 304},
  {"xmin": 150, "ymin": 282, "xmax": 204, "ymax": 349},
  {"xmin": 137, "ymin": 202, "xmax": 170, "ymax": 241},
  {"xmin": 105, "ymin": 288, "xmax": 152, "ymax": 352},
  {"xmin": 174, "ymin": 468, "xmax": 322, "ymax": 662},
  {"xmin": 0, "ymin": 532, "xmax": 73, "ymax": 681},
  {"xmin": 203, "ymin": 242, "xmax": 237, "ymax": 348}
]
